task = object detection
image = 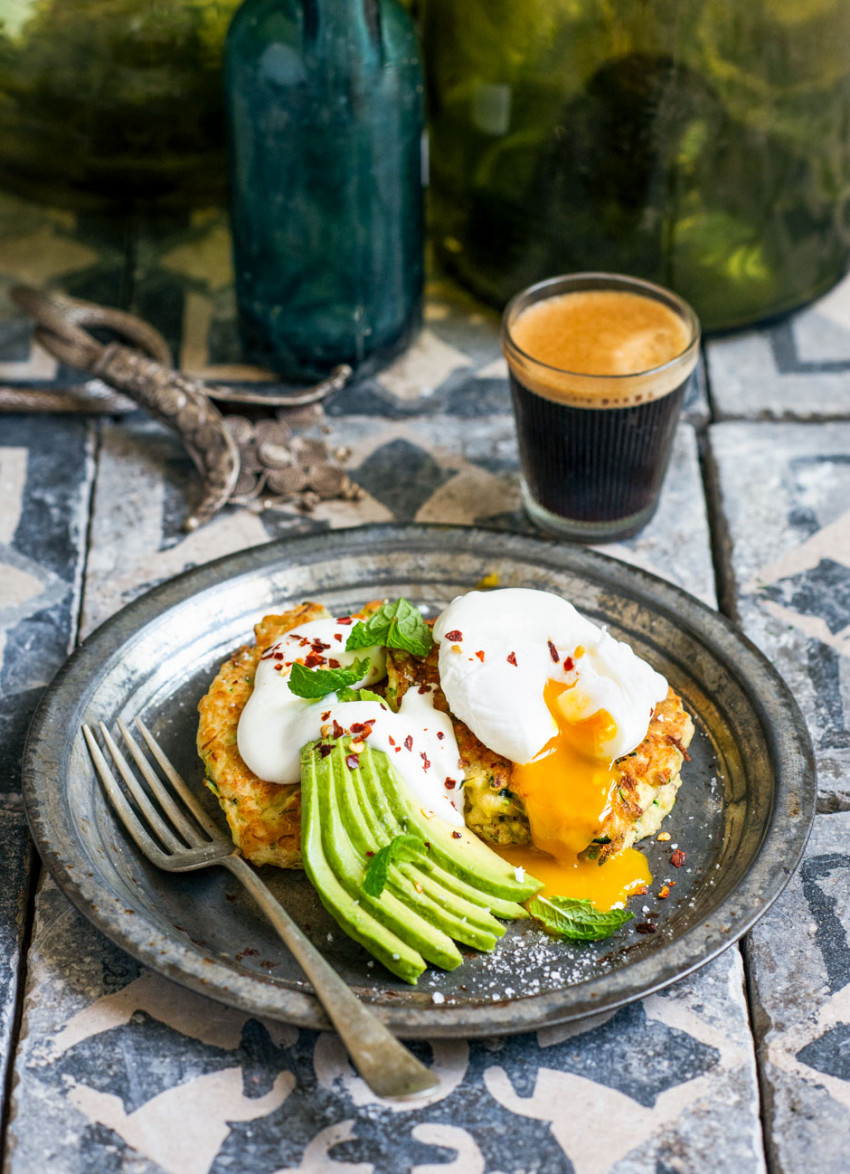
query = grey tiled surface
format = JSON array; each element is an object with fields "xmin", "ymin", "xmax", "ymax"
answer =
[
  {"xmin": 706, "ymin": 278, "xmax": 850, "ymax": 420},
  {"xmin": 708, "ymin": 423, "xmax": 850, "ymax": 811},
  {"xmin": 746, "ymin": 813, "xmax": 850, "ymax": 1174},
  {"xmin": 2, "ymin": 200, "xmax": 850, "ymax": 1170}
]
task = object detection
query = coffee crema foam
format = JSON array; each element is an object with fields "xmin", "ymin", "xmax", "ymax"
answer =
[{"xmin": 507, "ymin": 290, "xmax": 697, "ymax": 407}]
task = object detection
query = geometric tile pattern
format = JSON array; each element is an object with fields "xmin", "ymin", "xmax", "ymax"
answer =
[{"xmin": 2, "ymin": 193, "xmax": 850, "ymax": 1170}]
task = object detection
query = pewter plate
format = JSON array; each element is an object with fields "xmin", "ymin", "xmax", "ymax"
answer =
[{"xmin": 23, "ymin": 524, "xmax": 815, "ymax": 1037}]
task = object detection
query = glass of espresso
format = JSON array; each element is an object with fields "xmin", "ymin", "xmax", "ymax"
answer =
[{"xmin": 502, "ymin": 272, "xmax": 700, "ymax": 542}]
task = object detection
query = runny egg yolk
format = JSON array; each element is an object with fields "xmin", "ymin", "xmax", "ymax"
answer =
[{"xmin": 503, "ymin": 679, "xmax": 651, "ymax": 910}]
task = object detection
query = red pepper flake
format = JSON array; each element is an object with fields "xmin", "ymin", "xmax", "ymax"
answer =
[
  {"xmin": 444, "ymin": 629, "xmax": 463, "ymax": 642},
  {"xmin": 365, "ymin": 850, "xmax": 375, "ymax": 857},
  {"xmin": 404, "ymin": 735, "xmax": 414, "ymax": 751},
  {"xmin": 634, "ymin": 884, "xmax": 649, "ymax": 896},
  {"xmin": 507, "ymin": 651, "xmax": 518, "ymax": 666},
  {"xmin": 388, "ymin": 735, "xmax": 396, "ymax": 747},
  {"xmin": 273, "ymin": 663, "xmax": 283, "ymax": 671},
  {"xmin": 334, "ymin": 633, "xmax": 343, "ymax": 642},
  {"xmin": 445, "ymin": 777, "xmax": 457, "ymax": 790},
  {"xmin": 475, "ymin": 650, "xmax": 485, "ymax": 662},
  {"xmin": 328, "ymin": 658, "xmax": 340, "ymax": 669},
  {"xmin": 363, "ymin": 717, "xmax": 376, "ymax": 726},
  {"xmin": 274, "ymin": 651, "xmax": 285, "ymax": 660},
  {"xmin": 671, "ymin": 849, "xmax": 686, "ymax": 868},
  {"xmin": 350, "ymin": 723, "xmax": 365, "ymax": 734},
  {"xmin": 658, "ymin": 885, "xmax": 671, "ymax": 899},
  {"xmin": 346, "ymin": 754, "xmax": 360, "ymax": 770},
  {"xmin": 318, "ymin": 743, "xmax": 332, "ymax": 758},
  {"xmin": 321, "ymin": 710, "xmax": 331, "ymax": 721},
  {"xmin": 563, "ymin": 656, "xmax": 574, "ymax": 672},
  {"xmin": 421, "ymin": 752, "xmax": 431, "ymax": 771},
  {"xmin": 304, "ymin": 651, "xmax": 325, "ymax": 668},
  {"xmin": 451, "ymin": 831, "xmax": 462, "ymax": 839},
  {"xmin": 547, "ymin": 639, "xmax": 559, "ymax": 663},
  {"xmin": 311, "ymin": 639, "xmax": 330, "ymax": 653},
  {"xmin": 336, "ymin": 616, "xmax": 354, "ymax": 625},
  {"xmin": 332, "ymin": 720, "xmax": 344, "ymax": 739},
  {"xmin": 635, "ymin": 922, "xmax": 657, "ymax": 934},
  {"xmin": 437, "ymin": 731, "xmax": 445, "ymax": 741}
]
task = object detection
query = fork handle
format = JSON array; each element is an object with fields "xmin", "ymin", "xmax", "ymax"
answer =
[{"xmin": 222, "ymin": 854, "xmax": 439, "ymax": 1098}]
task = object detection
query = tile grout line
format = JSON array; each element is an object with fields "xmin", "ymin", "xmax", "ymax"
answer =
[
  {"xmin": 0, "ymin": 844, "xmax": 39, "ymax": 1174},
  {"xmin": 741, "ymin": 937, "xmax": 779, "ymax": 1174},
  {"xmin": 700, "ymin": 347, "xmax": 775, "ymax": 1174}
]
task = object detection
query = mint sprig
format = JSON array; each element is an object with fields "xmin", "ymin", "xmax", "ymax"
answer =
[
  {"xmin": 362, "ymin": 832, "xmax": 425, "ymax": 898},
  {"xmin": 288, "ymin": 657, "xmax": 371, "ymax": 700},
  {"xmin": 527, "ymin": 895, "xmax": 634, "ymax": 941},
  {"xmin": 345, "ymin": 598, "xmax": 432, "ymax": 658}
]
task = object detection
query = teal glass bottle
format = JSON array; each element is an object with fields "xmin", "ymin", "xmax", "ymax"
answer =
[{"xmin": 225, "ymin": 0, "xmax": 424, "ymax": 380}]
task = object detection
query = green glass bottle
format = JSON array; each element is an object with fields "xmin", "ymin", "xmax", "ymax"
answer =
[
  {"xmin": 226, "ymin": 0, "xmax": 424, "ymax": 379},
  {"xmin": 0, "ymin": 0, "xmax": 241, "ymax": 208},
  {"xmin": 423, "ymin": 0, "xmax": 850, "ymax": 331}
]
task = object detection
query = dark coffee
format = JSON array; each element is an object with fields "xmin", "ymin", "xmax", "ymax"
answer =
[
  {"xmin": 508, "ymin": 372, "xmax": 688, "ymax": 536},
  {"xmin": 502, "ymin": 277, "xmax": 700, "ymax": 542}
]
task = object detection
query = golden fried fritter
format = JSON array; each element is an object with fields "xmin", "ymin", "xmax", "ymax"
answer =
[
  {"xmin": 197, "ymin": 601, "xmax": 383, "ymax": 868},
  {"xmin": 197, "ymin": 602, "xmax": 329, "ymax": 867},
  {"xmin": 199, "ymin": 603, "xmax": 692, "ymax": 870},
  {"xmin": 385, "ymin": 646, "xmax": 693, "ymax": 859}
]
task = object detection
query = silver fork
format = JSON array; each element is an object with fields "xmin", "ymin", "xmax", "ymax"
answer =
[{"xmin": 82, "ymin": 717, "xmax": 439, "ymax": 1099}]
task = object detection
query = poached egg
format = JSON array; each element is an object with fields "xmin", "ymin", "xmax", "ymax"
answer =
[{"xmin": 433, "ymin": 588, "xmax": 668, "ymax": 904}]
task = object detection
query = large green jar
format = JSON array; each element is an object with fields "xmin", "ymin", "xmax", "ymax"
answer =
[
  {"xmin": 423, "ymin": 0, "xmax": 850, "ymax": 331},
  {"xmin": 0, "ymin": 0, "xmax": 242, "ymax": 208}
]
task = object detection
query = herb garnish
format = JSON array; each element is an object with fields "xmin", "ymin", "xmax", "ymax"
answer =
[
  {"xmin": 345, "ymin": 598, "xmax": 433, "ymax": 658},
  {"xmin": 527, "ymin": 895, "xmax": 634, "ymax": 941},
  {"xmin": 288, "ymin": 657, "xmax": 371, "ymax": 699},
  {"xmin": 362, "ymin": 832, "xmax": 425, "ymax": 898}
]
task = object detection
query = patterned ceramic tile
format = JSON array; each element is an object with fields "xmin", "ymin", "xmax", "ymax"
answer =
[
  {"xmin": 746, "ymin": 813, "xmax": 850, "ymax": 1174},
  {"xmin": 0, "ymin": 415, "xmax": 93, "ymax": 792},
  {"xmin": 9, "ymin": 878, "xmax": 763, "ymax": 1174},
  {"xmin": 706, "ymin": 270, "xmax": 850, "ymax": 421},
  {"xmin": 707, "ymin": 422, "xmax": 850, "ymax": 810}
]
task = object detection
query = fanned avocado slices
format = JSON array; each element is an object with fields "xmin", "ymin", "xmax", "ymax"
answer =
[{"xmin": 300, "ymin": 739, "xmax": 542, "ymax": 984}]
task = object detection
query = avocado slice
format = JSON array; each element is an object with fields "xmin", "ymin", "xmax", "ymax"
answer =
[
  {"xmin": 317, "ymin": 745, "xmax": 464, "ymax": 970},
  {"xmin": 352, "ymin": 745, "xmax": 532, "ymax": 920},
  {"xmin": 359, "ymin": 744, "xmax": 542, "ymax": 903},
  {"xmin": 300, "ymin": 743, "xmax": 425, "ymax": 984},
  {"xmin": 344, "ymin": 740, "xmax": 514, "ymax": 937},
  {"xmin": 325, "ymin": 742, "xmax": 500, "ymax": 952}
]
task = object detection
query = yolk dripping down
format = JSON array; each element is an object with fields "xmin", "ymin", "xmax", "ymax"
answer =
[{"xmin": 499, "ymin": 679, "xmax": 651, "ymax": 910}]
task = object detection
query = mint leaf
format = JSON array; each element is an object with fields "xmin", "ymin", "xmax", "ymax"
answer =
[
  {"xmin": 527, "ymin": 894, "xmax": 634, "ymax": 941},
  {"xmin": 287, "ymin": 657, "xmax": 371, "ymax": 700},
  {"xmin": 336, "ymin": 686, "xmax": 385, "ymax": 704},
  {"xmin": 362, "ymin": 832, "xmax": 425, "ymax": 898},
  {"xmin": 345, "ymin": 598, "xmax": 433, "ymax": 657}
]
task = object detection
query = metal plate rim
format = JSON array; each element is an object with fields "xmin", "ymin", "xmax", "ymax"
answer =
[{"xmin": 22, "ymin": 522, "xmax": 816, "ymax": 1037}]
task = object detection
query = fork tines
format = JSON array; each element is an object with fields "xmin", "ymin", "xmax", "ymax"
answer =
[{"xmin": 82, "ymin": 719, "xmax": 230, "ymax": 870}]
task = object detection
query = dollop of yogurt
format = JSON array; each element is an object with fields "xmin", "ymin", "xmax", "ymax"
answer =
[
  {"xmin": 433, "ymin": 588, "xmax": 668, "ymax": 765},
  {"xmin": 237, "ymin": 617, "xmax": 464, "ymax": 825}
]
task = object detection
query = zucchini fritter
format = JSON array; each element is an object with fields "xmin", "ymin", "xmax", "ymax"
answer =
[{"xmin": 198, "ymin": 604, "xmax": 692, "ymax": 870}]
